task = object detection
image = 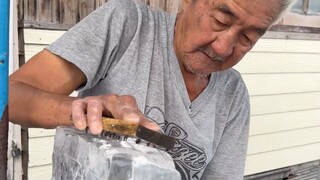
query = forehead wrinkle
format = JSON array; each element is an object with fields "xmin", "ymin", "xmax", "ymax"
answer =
[{"xmin": 221, "ymin": 1, "xmax": 274, "ymax": 29}]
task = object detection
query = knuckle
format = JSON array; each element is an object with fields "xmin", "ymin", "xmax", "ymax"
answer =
[
  {"xmin": 120, "ymin": 95, "xmax": 136, "ymax": 104},
  {"xmin": 105, "ymin": 94, "xmax": 119, "ymax": 100},
  {"xmin": 72, "ymin": 99, "xmax": 83, "ymax": 107},
  {"xmin": 84, "ymin": 96, "xmax": 99, "ymax": 102}
]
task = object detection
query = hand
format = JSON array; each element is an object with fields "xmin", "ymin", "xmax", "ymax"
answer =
[{"xmin": 71, "ymin": 94, "xmax": 160, "ymax": 135}]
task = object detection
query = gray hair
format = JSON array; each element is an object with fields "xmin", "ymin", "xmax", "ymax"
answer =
[{"xmin": 273, "ymin": 0, "xmax": 298, "ymax": 24}]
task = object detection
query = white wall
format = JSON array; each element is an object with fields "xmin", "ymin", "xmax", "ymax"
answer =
[
  {"xmin": 234, "ymin": 38, "xmax": 320, "ymax": 175},
  {"xmin": 24, "ymin": 29, "xmax": 320, "ymax": 178}
]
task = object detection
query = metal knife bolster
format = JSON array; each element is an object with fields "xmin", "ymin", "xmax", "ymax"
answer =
[{"xmin": 101, "ymin": 117, "xmax": 176, "ymax": 149}]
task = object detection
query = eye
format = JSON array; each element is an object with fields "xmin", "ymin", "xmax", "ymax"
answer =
[
  {"xmin": 243, "ymin": 34, "xmax": 251, "ymax": 41},
  {"xmin": 215, "ymin": 19, "xmax": 228, "ymax": 27},
  {"xmin": 241, "ymin": 34, "xmax": 254, "ymax": 45}
]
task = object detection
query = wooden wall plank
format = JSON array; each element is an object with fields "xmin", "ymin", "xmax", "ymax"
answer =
[
  {"xmin": 242, "ymin": 73, "xmax": 320, "ymax": 96},
  {"xmin": 59, "ymin": 0, "xmax": 79, "ymax": 25},
  {"xmin": 51, "ymin": 0, "xmax": 60, "ymax": 24},
  {"xmin": 139, "ymin": 0, "xmax": 149, "ymax": 5},
  {"xmin": 24, "ymin": 0, "xmax": 36, "ymax": 21},
  {"xmin": 251, "ymin": 92, "xmax": 320, "ymax": 115},
  {"xmin": 36, "ymin": 0, "xmax": 52, "ymax": 22},
  {"xmin": 148, "ymin": 0, "xmax": 166, "ymax": 10},
  {"xmin": 79, "ymin": 0, "xmax": 95, "ymax": 20},
  {"xmin": 95, "ymin": 0, "xmax": 107, "ymax": 9},
  {"xmin": 29, "ymin": 137, "xmax": 54, "ymax": 167},
  {"xmin": 245, "ymin": 143, "xmax": 320, "ymax": 175},
  {"xmin": 248, "ymin": 126, "xmax": 320, "ymax": 154},
  {"xmin": 166, "ymin": 0, "xmax": 181, "ymax": 13},
  {"xmin": 18, "ymin": 0, "xmax": 24, "ymax": 21},
  {"xmin": 250, "ymin": 109, "xmax": 320, "ymax": 135}
]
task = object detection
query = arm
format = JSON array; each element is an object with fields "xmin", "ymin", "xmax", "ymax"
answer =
[
  {"xmin": 10, "ymin": 49, "xmax": 159, "ymax": 133},
  {"xmin": 9, "ymin": 0, "xmax": 159, "ymax": 134},
  {"xmin": 9, "ymin": 49, "xmax": 86, "ymax": 128}
]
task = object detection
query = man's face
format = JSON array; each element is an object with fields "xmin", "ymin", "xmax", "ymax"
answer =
[{"xmin": 174, "ymin": 0, "xmax": 282, "ymax": 76}]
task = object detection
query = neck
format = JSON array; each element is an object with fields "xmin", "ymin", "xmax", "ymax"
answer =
[{"xmin": 183, "ymin": 72, "xmax": 210, "ymax": 102}]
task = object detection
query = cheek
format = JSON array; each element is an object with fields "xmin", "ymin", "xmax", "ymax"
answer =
[{"xmin": 220, "ymin": 49, "xmax": 246, "ymax": 70}]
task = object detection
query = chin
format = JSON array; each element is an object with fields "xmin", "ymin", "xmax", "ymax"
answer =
[
  {"xmin": 185, "ymin": 61, "xmax": 220, "ymax": 76},
  {"xmin": 182, "ymin": 53, "xmax": 222, "ymax": 76}
]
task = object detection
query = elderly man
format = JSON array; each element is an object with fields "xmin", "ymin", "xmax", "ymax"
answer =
[{"xmin": 9, "ymin": 0, "xmax": 296, "ymax": 179}]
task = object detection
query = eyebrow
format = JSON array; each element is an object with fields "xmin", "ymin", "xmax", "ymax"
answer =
[
  {"xmin": 218, "ymin": 4, "xmax": 236, "ymax": 18},
  {"xmin": 218, "ymin": 3, "xmax": 267, "ymax": 36},
  {"xmin": 256, "ymin": 28, "xmax": 266, "ymax": 36}
]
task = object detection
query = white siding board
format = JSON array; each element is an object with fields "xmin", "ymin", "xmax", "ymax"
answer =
[
  {"xmin": 235, "ymin": 53, "xmax": 320, "ymax": 73},
  {"xmin": 24, "ymin": 29, "xmax": 65, "ymax": 45},
  {"xmin": 250, "ymin": 109, "xmax": 320, "ymax": 135},
  {"xmin": 248, "ymin": 126, "xmax": 320, "ymax": 154},
  {"xmin": 28, "ymin": 165, "xmax": 52, "ymax": 180},
  {"xmin": 29, "ymin": 137, "xmax": 54, "ymax": 167},
  {"xmin": 29, "ymin": 128, "xmax": 56, "ymax": 138},
  {"xmin": 245, "ymin": 143, "xmax": 320, "ymax": 175},
  {"xmin": 24, "ymin": 44, "xmax": 47, "ymax": 61},
  {"xmin": 251, "ymin": 92, "xmax": 320, "ymax": 115},
  {"xmin": 243, "ymin": 73, "xmax": 320, "ymax": 96},
  {"xmin": 251, "ymin": 39, "xmax": 320, "ymax": 53}
]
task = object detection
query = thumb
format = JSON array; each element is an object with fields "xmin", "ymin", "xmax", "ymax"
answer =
[
  {"xmin": 122, "ymin": 113, "xmax": 160, "ymax": 132},
  {"xmin": 139, "ymin": 117, "xmax": 160, "ymax": 132},
  {"xmin": 122, "ymin": 113, "xmax": 140, "ymax": 124}
]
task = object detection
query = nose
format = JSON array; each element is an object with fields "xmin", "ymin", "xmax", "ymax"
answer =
[{"xmin": 211, "ymin": 30, "xmax": 237, "ymax": 57}]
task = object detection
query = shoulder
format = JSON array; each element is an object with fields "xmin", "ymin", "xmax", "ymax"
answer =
[
  {"xmin": 215, "ymin": 69, "xmax": 250, "ymax": 123},
  {"xmin": 216, "ymin": 68, "xmax": 247, "ymax": 92},
  {"xmin": 215, "ymin": 68, "xmax": 249, "ymax": 106},
  {"xmin": 218, "ymin": 68, "xmax": 242, "ymax": 81}
]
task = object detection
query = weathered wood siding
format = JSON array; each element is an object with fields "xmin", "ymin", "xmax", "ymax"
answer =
[
  {"xmin": 19, "ymin": 0, "xmax": 181, "ymax": 30},
  {"xmin": 24, "ymin": 27, "xmax": 320, "ymax": 178}
]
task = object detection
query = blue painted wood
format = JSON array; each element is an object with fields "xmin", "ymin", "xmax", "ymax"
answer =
[{"xmin": 0, "ymin": 0, "xmax": 10, "ymax": 121}]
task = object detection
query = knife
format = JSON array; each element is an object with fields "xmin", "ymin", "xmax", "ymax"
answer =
[{"xmin": 101, "ymin": 117, "xmax": 176, "ymax": 150}]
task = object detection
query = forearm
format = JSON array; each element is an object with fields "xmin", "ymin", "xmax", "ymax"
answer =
[{"xmin": 9, "ymin": 80, "xmax": 77, "ymax": 128}]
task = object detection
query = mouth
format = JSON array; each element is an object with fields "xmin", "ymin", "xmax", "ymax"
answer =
[{"xmin": 199, "ymin": 47, "xmax": 225, "ymax": 62}]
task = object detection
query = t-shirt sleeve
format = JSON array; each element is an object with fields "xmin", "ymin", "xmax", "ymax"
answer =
[
  {"xmin": 46, "ymin": 0, "xmax": 138, "ymax": 91},
  {"xmin": 201, "ymin": 81, "xmax": 250, "ymax": 180}
]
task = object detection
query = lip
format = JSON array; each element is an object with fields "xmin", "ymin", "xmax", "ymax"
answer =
[{"xmin": 199, "ymin": 47, "xmax": 225, "ymax": 62}]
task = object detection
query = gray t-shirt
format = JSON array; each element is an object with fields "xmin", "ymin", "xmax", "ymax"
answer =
[{"xmin": 47, "ymin": 0, "xmax": 250, "ymax": 179}]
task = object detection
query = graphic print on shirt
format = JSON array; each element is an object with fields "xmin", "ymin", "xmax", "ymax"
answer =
[{"xmin": 145, "ymin": 106, "xmax": 207, "ymax": 180}]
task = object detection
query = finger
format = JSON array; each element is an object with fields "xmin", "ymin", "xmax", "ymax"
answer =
[
  {"xmin": 103, "ymin": 94, "xmax": 140, "ymax": 123},
  {"xmin": 101, "ymin": 94, "xmax": 160, "ymax": 131},
  {"xmin": 139, "ymin": 117, "xmax": 160, "ymax": 132},
  {"xmin": 101, "ymin": 94, "xmax": 119, "ymax": 118},
  {"xmin": 86, "ymin": 98, "xmax": 103, "ymax": 135},
  {"xmin": 122, "ymin": 112, "xmax": 141, "ymax": 124},
  {"xmin": 72, "ymin": 99, "xmax": 87, "ymax": 130}
]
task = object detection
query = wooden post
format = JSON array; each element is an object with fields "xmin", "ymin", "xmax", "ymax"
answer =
[
  {"xmin": 148, "ymin": 0, "xmax": 166, "ymax": 11},
  {"xmin": 0, "ymin": 0, "xmax": 10, "ymax": 179}
]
